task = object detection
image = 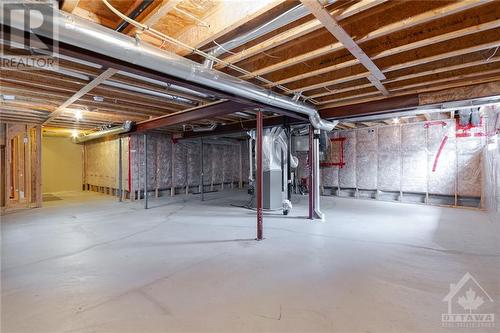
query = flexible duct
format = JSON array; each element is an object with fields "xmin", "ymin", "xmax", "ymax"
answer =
[
  {"xmin": 72, "ymin": 121, "xmax": 133, "ymax": 143},
  {"xmin": 3, "ymin": 7, "xmax": 337, "ymax": 131}
]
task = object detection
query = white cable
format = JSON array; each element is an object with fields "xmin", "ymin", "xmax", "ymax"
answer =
[{"xmin": 487, "ymin": 46, "xmax": 499, "ymax": 62}]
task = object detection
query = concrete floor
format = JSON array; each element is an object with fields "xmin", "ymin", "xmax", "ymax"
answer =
[{"xmin": 2, "ymin": 190, "xmax": 499, "ymax": 333}]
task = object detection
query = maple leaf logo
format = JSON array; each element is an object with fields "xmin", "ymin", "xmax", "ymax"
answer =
[{"xmin": 457, "ymin": 288, "xmax": 484, "ymax": 313}]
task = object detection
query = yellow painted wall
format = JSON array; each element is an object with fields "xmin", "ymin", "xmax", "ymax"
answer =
[{"xmin": 42, "ymin": 136, "xmax": 82, "ymax": 193}]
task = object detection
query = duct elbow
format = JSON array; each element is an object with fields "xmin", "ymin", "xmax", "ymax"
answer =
[{"xmin": 309, "ymin": 113, "xmax": 338, "ymax": 131}]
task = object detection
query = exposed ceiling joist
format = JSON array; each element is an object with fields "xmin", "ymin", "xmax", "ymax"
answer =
[
  {"xmin": 168, "ymin": 0, "xmax": 287, "ymax": 55},
  {"xmin": 127, "ymin": 0, "xmax": 183, "ymax": 35},
  {"xmin": 217, "ymin": 0, "xmax": 386, "ymax": 69},
  {"xmin": 61, "ymin": 0, "xmax": 80, "ymax": 13},
  {"xmin": 265, "ymin": 19, "xmax": 500, "ymax": 88},
  {"xmin": 295, "ymin": 39, "xmax": 500, "ymax": 93},
  {"xmin": 43, "ymin": 68, "xmax": 118, "ymax": 124},
  {"xmin": 300, "ymin": 0, "xmax": 385, "ymax": 81}
]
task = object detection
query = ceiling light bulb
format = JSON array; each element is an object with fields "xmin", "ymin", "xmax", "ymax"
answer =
[
  {"xmin": 71, "ymin": 130, "xmax": 78, "ymax": 138},
  {"xmin": 392, "ymin": 118, "xmax": 400, "ymax": 124},
  {"xmin": 74, "ymin": 110, "xmax": 83, "ymax": 120}
]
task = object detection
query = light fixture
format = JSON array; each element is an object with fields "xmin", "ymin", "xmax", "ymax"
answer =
[
  {"xmin": 71, "ymin": 129, "xmax": 79, "ymax": 138},
  {"xmin": 392, "ymin": 117, "xmax": 400, "ymax": 124},
  {"xmin": 93, "ymin": 96, "xmax": 104, "ymax": 102},
  {"xmin": 74, "ymin": 110, "xmax": 83, "ymax": 120}
]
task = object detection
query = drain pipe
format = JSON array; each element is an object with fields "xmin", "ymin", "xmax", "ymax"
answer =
[
  {"xmin": 72, "ymin": 121, "xmax": 133, "ymax": 143},
  {"xmin": 5, "ymin": 8, "xmax": 337, "ymax": 131}
]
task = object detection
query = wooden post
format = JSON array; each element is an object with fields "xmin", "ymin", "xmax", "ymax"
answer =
[{"xmin": 35, "ymin": 125, "xmax": 42, "ymax": 207}]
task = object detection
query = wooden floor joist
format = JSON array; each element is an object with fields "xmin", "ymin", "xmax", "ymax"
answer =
[
  {"xmin": 43, "ymin": 68, "xmax": 119, "ymax": 124},
  {"xmin": 2, "ymin": 0, "xmax": 498, "ymax": 131}
]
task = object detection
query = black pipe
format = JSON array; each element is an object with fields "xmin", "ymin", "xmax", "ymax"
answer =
[{"xmin": 115, "ymin": 0, "xmax": 154, "ymax": 33}]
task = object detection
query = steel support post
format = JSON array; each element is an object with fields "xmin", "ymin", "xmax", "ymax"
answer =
[
  {"xmin": 286, "ymin": 122, "xmax": 292, "ymax": 201},
  {"xmin": 118, "ymin": 137, "xmax": 123, "ymax": 202},
  {"xmin": 256, "ymin": 111, "xmax": 263, "ymax": 240},
  {"xmin": 308, "ymin": 126, "xmax": 313, "ymax": 219},
  {"xmin": 144, "ymin": 134, "xmax": 148, "ymax": 209},
  {"xmin": 200, "ymin": 137, "xmax": 204, "ymax": 201},
  {"xmin": 313, "ymin": 129, "xmax": 325, "ymax": 220}
]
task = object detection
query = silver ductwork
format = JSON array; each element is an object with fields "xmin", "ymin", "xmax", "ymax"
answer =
[
  {"xmin": 203, "ymin": 4, "xmax": 310, "ymax": 68},
  {"xmin": 72, "ymin": 121, "xmax": 133, "ymax": 143},
  {"xmin": 3, "ymin": 7, "xmax": 337, "ymax": 131},
  {"xmin": 202, "ymin": 0, "xmax": 338, "ymax": 67}
]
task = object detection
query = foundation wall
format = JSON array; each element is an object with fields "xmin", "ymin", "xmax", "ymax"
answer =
[
  {"xmin": 84, "ymin": 133, "xmax": 248, "ymax": 197},
  {"xmin": 316, "ymin": 119, "xmax": 487, "ymax": 207},
  {"xmin": 482, "ymin": 105, "xmax": 500, "ymax": 222}
]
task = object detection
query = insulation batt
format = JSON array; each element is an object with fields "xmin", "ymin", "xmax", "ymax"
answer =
[
  {"xmin": 84, "ymin": 133, "xmax": 248, "ymax": 192},
  {"xmin": 314, "ymin": 119, "xmax": 487, "ymax": 200}
]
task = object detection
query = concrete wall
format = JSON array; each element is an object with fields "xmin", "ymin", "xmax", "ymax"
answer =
[{"xmin": 42, "ymin": 136, "xmax": 83, "ymax": 193}]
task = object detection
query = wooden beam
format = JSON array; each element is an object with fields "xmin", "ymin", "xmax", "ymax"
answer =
[
  {"xmin": 61, "ymin": 0, "xmax": 81, "ymax": 13},
  {"xmin": 320, "ymin": 94, "xmax": 419, "ymax": 119},
  {"xmin": 127, "ymin": 0, "xmax": 183, "ymax": 35},
  {"xmin": 320, "ymin": 75, "xmax": 500, "ymax": 109},
  {"xmin": 293, "ymin": 39, "xmax": 500, "ymax": 93},
  {"xmin": 264, "ymin": 19, "xmax": 500, "ymax": 88},
  {"xmin": 72, "ymin": 7, "xmax": 116, "ymax": 27},
  {"xmin": 301, "ymin": 0, "xmax": 385, "ymax": 81},
  {"xmin": 167, "ymin": 0, "xmax": 287, "ymax": 55},
  {"xmin": 218, "ymin": 0, "xmax": 386, "ymax": 68},
  {"xmin": 43, "ymin": 68, "xmax": 118, "ymax": 124},
  {"xmin": 223, "ymin": 0, "xmax": 486, "ymax": 71},
  {"xmin": 310, "ymin": 55, "xmax": 500, "ymax": 100}
]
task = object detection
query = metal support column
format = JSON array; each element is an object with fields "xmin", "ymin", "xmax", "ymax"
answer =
[
  {"xmin": 144, "ymin": 134, "xmax": 148, "ymax": 209},
  {"xmin": 286, "ymin": 121, "xmax": 292, "ymax": 201},
  {"xmin": 200, "ymin": 137, "xmax": 204, "ymax": 201},
  {"xmin": 308, "ymin": 126, "xmax": 313, "ymax": 219},
  {"xmin": 312, "ymin": 129, "xmax": 325, "ymax": 220},
  {"xmin": 118, "ymin": 137, "xmax": 123, "ymax": 202},
  {"xmin": 256, "ymin": 111, "xmax": 263, "ymax": 240}
]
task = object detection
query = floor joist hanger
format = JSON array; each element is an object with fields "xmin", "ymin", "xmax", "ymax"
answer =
[{"xmin": 300, "ymin": 0, "xmax": 389, "ymax": 96}]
